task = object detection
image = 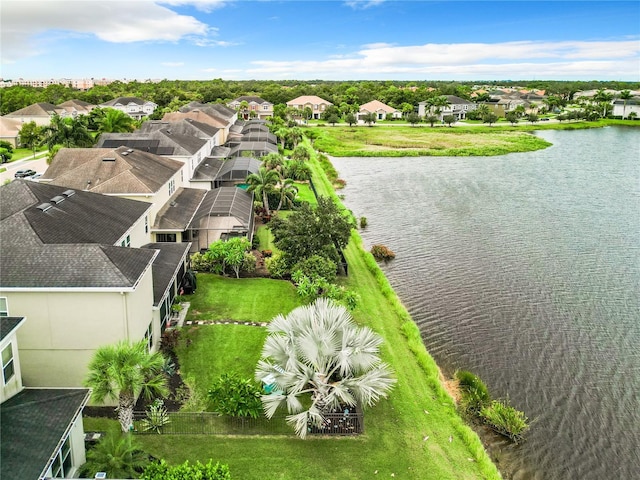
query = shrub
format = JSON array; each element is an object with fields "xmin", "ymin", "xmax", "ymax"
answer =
[
  {"xmin": 455, "ymin": 370, "xmax": 491, "ymax": 413},
  {"xmin": 480, "ymin": 399, "xmax": 530, "ymax": 443},
  {"xmin": 334, "ymin": 178, "xmax": 347, "ymax": 189},
  {"xmin": 140, "ymin": 399, "xmax": 171, "ymax": 434},
  {"xmin": 241, "ymin": 252, "xmax": 256, "ymax": 274},
  {"xmin": 285, "ymin": 160, "xmax": 312, "ymax": 181},
  {"xmin": 80, "ymin": 432, "xmax": 149, "ymax": 479},
  {"xmin": 359, "ymin": 216, "xmax": 368, "ymax": 229},
  {"xmin": 159, "ymin": 329, "xmax": 180, "ymax": 356},
  {"xmin": 261, "ymin": 249, "xmax": 273, "ymax": 258},
  {"xmin": 370, "ymin": 244, "xmax": 396, "ymax": 261},
  {"xmin": 207, "ymin": 373, "xmax": 263, "ymax": 418},
  {"xmin": 190, "ymin": 251, "xmax": 215, "ymax": 273},
  {"xmin": 142, "ymin": 459, "xmax": 231, "ymax": 480},
  {"xmin": 265, "ymin": 253, "xmax": 289, "ymax": 279},
  {"xmin": 291, "ymin": 254, "xmax": 337, "ymax": 283}
]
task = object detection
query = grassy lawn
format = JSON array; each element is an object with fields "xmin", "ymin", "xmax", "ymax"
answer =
[
  {"xmin": 9, "ymin": 147, "xmax": 47, "ymax": 162},
  {"xmin": 132, "ymin": 150, "xmax": 501, "ymax": 479},
  {"xmin": 256, "ymin": 224, "xmax": 278, "ymax": 253},
  {"xmin": 294, "ymin": 181, "xmax": 317, "ymax": 205},
  {"xmin": 314, "ymin": 125, "xmax": 551, "ymax": 157},
  {"xmin": 184, "ymin": 274, "xmax": 302, "ymax": 322}
]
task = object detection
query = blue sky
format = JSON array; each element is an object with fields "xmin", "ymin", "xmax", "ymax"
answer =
[{"xmin": 2, "ymin": 1, "xmax": 639, "ymax": 81}]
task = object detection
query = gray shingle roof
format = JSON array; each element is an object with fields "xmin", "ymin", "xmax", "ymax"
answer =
[
  {"xmin": 44, "ymin": 146, "xmax": 183, "ymax": 194},
  {"xmin": 142, "ymin": 242, "xmax": 192, "ymax": 305},
  {"xmin": 0, "ymin": 181, "xmax": 157, "ymax": 288},
  {"xmin": 97, "ymin": 129, "xmax": 207, "ymax": 156},
  {"xmin": 237, "ymin": 131, "xmax": 277, "ymax": 144},
  {"xmin": 180, "ymin": 102, "xmax": 236, "ymax": 122},
  {"xmin": 153, "ymin": 187, "xmax": 207, "ymax": 230},
  {"xmin": 1, "ymin": 388, "xmax": 90, "ymax": 480},
  {"xmin": 187, "ymin": 187, "xmax": 253, "ymax": 230},
  {"xmin": 6, "ymin": 102, "xmax": 61, "ymax": 117},
  {"xmin": 100, "ymin": 96, "xmax": 153, "ymax": 107},
  {"xmin": 139, "ymin": 118, "xmax": 220, "ymax": 139},
  {"xmin": 0, "ymin": 317, "xmax": 25, "ymax": 341},
  {"xmin": 192, "ymin": 158, "xmax": 225, "ymax": 181}
]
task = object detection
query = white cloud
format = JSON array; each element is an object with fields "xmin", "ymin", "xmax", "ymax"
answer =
[
  {"xmin": 160, "ymin": 0, "xmax": 228, "ymax": 13},
  {"xmin": 246, "ymin": 39, "xmax": 640, "ymax": 79},
  {"xmin": 0, "ymin": 0, "xmax": 219, "ymax": 63}
]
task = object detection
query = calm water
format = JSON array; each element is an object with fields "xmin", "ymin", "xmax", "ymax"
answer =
[{"xmin": 331, "ymin": 128, "xmax": 640, "ymax": 480}]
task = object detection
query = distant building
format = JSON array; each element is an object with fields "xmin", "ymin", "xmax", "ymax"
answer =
[
  {"xmin": 286, "ymin": 95, "xmax": 333, "ymax": 120},
  {"xmin": 228, "ymin": 96, "xmax": 274, "ymax": 120},
  {"xmin": 100, "ymin": 96, "xmax": 158, "ymax": 120}
]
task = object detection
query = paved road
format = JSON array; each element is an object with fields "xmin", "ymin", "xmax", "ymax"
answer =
[{"xmin": 1, "ymin": 152, "xmax": 49, "ymax": 184}]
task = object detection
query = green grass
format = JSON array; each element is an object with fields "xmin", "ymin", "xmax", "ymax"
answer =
[
  {"xmin": 256, "ymin": 225, "xmax": 278, "ymax": 253},
  {"xmin": 176, "ymin": 324, "xmax": 268, "ymax": 401},
  {"xmin": 184, "ymin": 274, "xmax": 302, "ymax": 322},
  {"xmin": 9, "ymin": 147, "xmax": 47, "ymax": 162},
  {"xmin": 294, "ymin": 181, "xmax": 317, "ymax": 205},
  {"xmin": 314, "ymin": 125, "xmax": 552, "ymax": 157}
]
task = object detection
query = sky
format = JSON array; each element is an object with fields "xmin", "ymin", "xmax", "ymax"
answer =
[{"xmin": 1, "ymin": 0, "xmax": 639, "ymax": 81}]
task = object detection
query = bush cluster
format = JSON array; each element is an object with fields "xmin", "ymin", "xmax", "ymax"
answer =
[
  {"xmin": 142, "ymin": 459, "xmax": 231, "ymax": 480},
  {"xmin": 370, "ymin": 244, "xmax": 396, "ymax": 261}
]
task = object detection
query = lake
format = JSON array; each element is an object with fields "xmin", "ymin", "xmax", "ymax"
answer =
[{"xmin": 331, "ymin": 127, "xmax": 640, "ymax": 480}]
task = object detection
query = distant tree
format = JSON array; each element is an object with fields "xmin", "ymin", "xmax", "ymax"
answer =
[
  {"xmin": 482, "ymin": 113, "xmax": 499, "ymax": 126},
  {"xmin": 42, "ymin": 114, "xmax": 93, "ymax": 150},
  {"xmin": 302, "ymin": 106, "xmax": 313, "ymax": 121},
  {"xmin": 286, "ymin": 127, "xmax": 304, "ymax": 148},
  {"xmin": 345, "ymin": 113, "xmax": 357, "ymax": 126},
  {"xmin": 527, "ymin": 113, "xmax": 539, "ymax": 123},
  {"xmin": 628, "ymin": 111, "xmax": 637, "ymax": 120},
  {"xmin": 0, "ymin": 147, "xmax": 12, "ymax": 164},
  {"xmin": 326, "ymin": 113, "xmax": 340, "ymax": 126},
  {"xmin": 424, "ymin": 115, "xmax": 439, "ymax": 127},
  {"xmin": 442, "ymin": 115, "xmax": 456, "ymax": 127},
  {"xmin": 407, "ymin": 112, "xmax": 421, "ymax": 126},
  {"xmin": 291, "ymin": 145, "xmax": 311, "ymax": 162},
  {"xmin": 475, "ymin": 104, "xmax": 491, "ymax": 117},
  {"xmin": 505, "ymin": 112, "xmax": 519, "ymax": 125},
  {"xmin": 618, "ymin": 90, "xmax": 632, "ymax": 119},
  {"xmin": 261, "ymin": 152, "xmax": 286, "ymax": 172},
  {"xmin": 362, "ymin": 112, "xmax": 377, "ymax": 126},
  {"xmin": 400, "ymin": 102, "xmax": 415, "ymax": 116}
]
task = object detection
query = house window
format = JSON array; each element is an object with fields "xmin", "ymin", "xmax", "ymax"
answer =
[
  {"xmin": 144, "ymin": 323, "xmax": 153, "ymax": 352},
  {"xmin": 156, "ymin": 233, "xmax": 177, "ymax": 242},
  {"xmin": 120, "ymin": 235, "xmax": 130, "ymax": 247},
  {"xmin": 145, "ymin": 216, "xmax": 149, "ymax": 234},
  {"xmin": 51, "ymin": 436, "xmax": 72, "ymax": 478},
  {"xmin": 263, "ymin": 105, "xmax": 269, "ymax": 110},
  {"xmin": 0, "ymin": 297, "xmax": 7, "ymax": 317},
  {"xmin": 2, "ymin": 343, "xmax": 15, "ymax": 384},
  {"xmin": 169, "ymin": 179, "xmax": 175, "ymax": 195}
]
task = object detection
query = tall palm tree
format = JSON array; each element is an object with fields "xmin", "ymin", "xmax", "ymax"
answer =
[
  {"xmin": 429, "ymin": 95, "xmax": 451, "ymax": 119},
  {"xmin": 286, "ymin": 127, "xmax": 304, "ymax": 148},
  {"xmin": 276, "ymin": 177, "xmax": 298, "ymax": 212},
  {"xmin": 97, "ymin": 108, "xmax": 136, "ymax": 134},
  {"xmin": 619, "ymin": 90, "xmax": 632, "ymax": 119},
  {"xmin": 261, "ymin": 152, "xmax": 285, "ymax": 172},
  {"xmin": 84, "ymin": 340, "xmax": 169, "ymax": 433},
  {"xmin": 256, "ymin": 298, "xmax": 396, "ymax": 438},
  {"xmin": 246, "ymin": 167, "xmax": 280, "ymax": 216},
  {"xmin": 43, "ymin": 114, "xmax": 94, "ymax": 150}
]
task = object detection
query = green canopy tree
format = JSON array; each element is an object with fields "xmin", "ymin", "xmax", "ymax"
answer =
[
  {"xmin": 345, "ymin": 113, "xmax": 357, "ymax": 126},
  {"xmin": 482, "ymin": 113, "xmax": 499, "ymax": 126},
  {"xmin": 84, "ymin": 340, "xmax": 169, "ymax": 433},
  {"xmin": 18, "ymin": 121, "xmax": 43, "ymax": 157},
  {"xmin": 256, "ymin": 298, "xmax": 396, "ymax": 438},
  {"xmin": 406, "ymin": 112, "xmax": 421, "ymax": 126},
  {"xmin": 42, "ymin": 114, "xmax": 94, "ymax": 150}
]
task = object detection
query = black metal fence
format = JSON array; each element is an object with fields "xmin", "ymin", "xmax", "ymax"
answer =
[{"xmin": 132, "ymin": 410, "xmax": 363, "ymax": 436}]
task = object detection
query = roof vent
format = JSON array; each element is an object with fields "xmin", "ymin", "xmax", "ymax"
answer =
[
  {"xmin": 62, "ymin": 189, "xmax": 76, "ymax": 197},
  {"xmin": 102, "ymin": 157, "xmax": 116, "ymax": 162},
  {"xmin": 37, "ymin": 203, "xmax": 52, "ymax": 212},
  {"xmin": 122, "ymin": 152, "xmax": 129, "ymax": 156},
  {"xmin": 127, "ymin": 149, "xmax": 133, "ymax": 153},
  {"xmin": 50, "ymin": 195, "xmax": 65, "ymax": 204}
]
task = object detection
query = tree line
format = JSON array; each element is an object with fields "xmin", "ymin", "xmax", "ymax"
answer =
[{"xmin": 3, "ymin": 78, "xmax": 638, "ymax": 115}]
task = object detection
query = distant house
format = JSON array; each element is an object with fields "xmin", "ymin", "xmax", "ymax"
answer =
[
  {"xmin": 286, "ymin": 95, "xmax": 333, "ymax": 119},
  {"xmin": 228, "ymin": 96, "xmax": 274, "ymax": 120},
  {"xmin": 0, "ymin": 181, "xmax": 190, "ymax": 388},
  {"xmin": 0, "ymin": 117, "xmax": 23, "ymax": 148},
  {"xmin": 1, "ymin": 317, "xmax": 90, "ymax": 480},
  {"xmin": 164, "ymin": 102, "xmax": 238, "ymax": 143},
  {"xmin": 56, "ymin": 99, "xmax": 96, "ymax": 117},
  {"xmin": 100, "ymin": 96, "xmax": 158, "ymax": 120},
  {"xmin": 4, "ymin": 102, "xmax": 65, "ymax": 126},
  {"xmin": 358, "ymin": 100, "xmax": 402, "ymax": 121},
  {"xmin": 612, "ymin": 98, "xmax": 640, "ymax": 118},
  {"xmin": 418, "ymin": 95, "xmax": 477, "ymax": 121}
]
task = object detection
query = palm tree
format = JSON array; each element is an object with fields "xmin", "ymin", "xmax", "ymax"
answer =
[
  {"xmin": 97, "ymin": 108, "xmax": 136, "ymax": 134},
  {"xmin": 276, "ymin": 177, "xmax": 298, "ymax": 212},
  {"xmin": 291, "ymin": 145, "xmax": 311, "ymax": 162},
  {"xmin": 261, "ymin": 152, "xmax": 286, "ymax": 172},
  {"xmin": 255, "ymin": 298, "xmax": 396, "ymax": 438},
  {"xmin": 42, "ymin": 114, "xmax": 94, "ymax": 150},
  {"xmin": 80, "ymin": 432, "xmax": 149, "ymax": 479},
  {"xmin": 618, "ymin": 90, "xmax": 632, "ymax": 119},
  {"xmin": 286, "ymin": 127, "xmax": 304, "ymax": 148},
  {"xmin": 246, "ymin": 167, "xmax": 280, "ymax": 216},
  {"xmin": 84, "ymin": 340, "xmax": 169, "ymax": 433},
  {"xmin": 273, "ymin": 126, "xmax": 289, "ymax": 149},
  {"xmin": 429, "ymin": 95, "xmax": 451, "ymax": 119}
]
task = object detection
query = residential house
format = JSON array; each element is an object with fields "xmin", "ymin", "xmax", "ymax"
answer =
[
  {"xmin": 358, "ymin": 100, "xmax": 402, "ymax": 121},
  {"xmin": 56, "ymin": 99, "xmax": 96, "ymax": 117},
  {"xmin": 100, "ymin": 96, "xmax": 158, "ymax": 120},
  {"xmin": 0, "ymin": 180, "xmax": 190, "ymax": 388},
  {"xmin": 42, "ymin": 146, "xmax": 185, "ymax": 227},
  {"xmin": 139, "ymin": 118, "xmax": 223, "ymax": 155},
  {"xmin": 3, "ymin": 102, "xmax": 65, "ymax": 126},
  {"xmin": 163, "ymin": 102, "xmax": 237, "ymax": 144},
  {"xmin": 418, "ymin": 95, "xmax": 477, "ymax": 121},
  {"xmin": 286, "ymin": 95, "xmax": 333, "ymax": 120},
  {"xmin": 228, "ymin": 96, "xmax": 274, "ymax": 120},
  {"xmin": 1, "ymin": 317, "xmax": 90, "ymax": 480},
  {"xmin": 0, "ymin": 117, "xmax": 23, "ymax": 148},
  {"xmin": 96, "ymin": 128, "xmax": 209, "ymax": 183},
  {"xmin": 612, "ymin": 98, "xmax": 640, "ymax": 118}
]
